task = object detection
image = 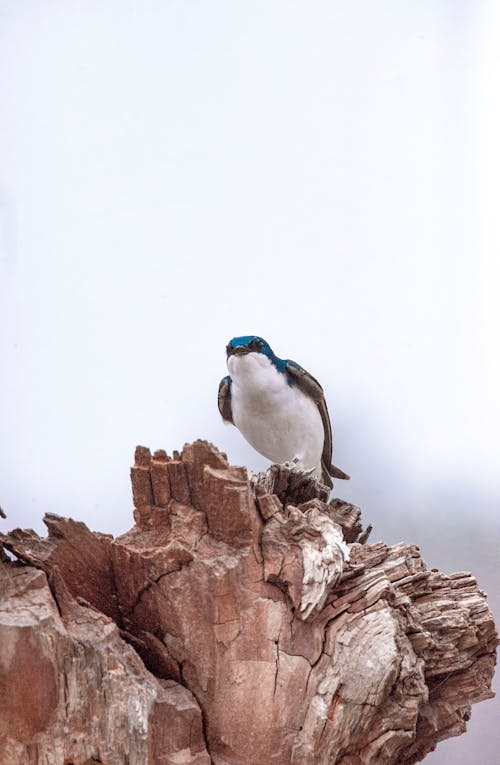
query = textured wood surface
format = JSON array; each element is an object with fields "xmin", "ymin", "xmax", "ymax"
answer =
[{"xmin": 0, "ymin": 440, "xmax": 497, "ymax": 764}]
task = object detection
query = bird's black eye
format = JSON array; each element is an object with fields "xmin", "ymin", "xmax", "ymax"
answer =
[{"xmin": 249, "ymin": 339, "xmax": 261, "ymax": 350}]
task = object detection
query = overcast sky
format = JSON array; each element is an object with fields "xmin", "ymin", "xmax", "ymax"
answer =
[{"xmin": 1, "ymin": 2, "xmax": 499, "ymax": 762}]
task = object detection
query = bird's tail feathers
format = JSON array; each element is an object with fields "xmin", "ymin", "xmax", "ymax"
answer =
[{"xmin": 329, "ymin": 463, "xmax": 350, "ymax": 481}]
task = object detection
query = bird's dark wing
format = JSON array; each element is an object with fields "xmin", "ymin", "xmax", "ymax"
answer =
[
  {"xmin": 218, "ymin": 375, "xmax": 234, "ymax": 424},
  {"xmin": 285, "ymin": 360, "xmax": 349, "ymax": 485}
]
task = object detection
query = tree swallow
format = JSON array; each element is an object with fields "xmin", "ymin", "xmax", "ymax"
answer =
[{"xmin": 218, "ymin": 335, "xmax": 349, "ymax": 487}]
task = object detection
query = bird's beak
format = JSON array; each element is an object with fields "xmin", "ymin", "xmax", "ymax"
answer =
[{"xmin": 227, "ymin": 345, "xmax": 251, "ymax": 357}]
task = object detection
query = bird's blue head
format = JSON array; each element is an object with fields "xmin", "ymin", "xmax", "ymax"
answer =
[{"xmin": 226, "ymin": 335, "xmax": 286, "ymax": 372}]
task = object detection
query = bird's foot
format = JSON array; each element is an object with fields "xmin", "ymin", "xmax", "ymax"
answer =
[{"xmin": 279, "ymin": 459, "xmax": 316, "ymax": 478}]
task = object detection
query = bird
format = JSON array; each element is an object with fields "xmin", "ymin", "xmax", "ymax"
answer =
[{"xmin": 218, "ymin": 335, "xmax": 349, "ymax": 487}]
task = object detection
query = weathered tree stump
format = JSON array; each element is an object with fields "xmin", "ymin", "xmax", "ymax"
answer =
[{"xmin": 0, "ymin": 441, "xmax": 497, "ymax": 764}]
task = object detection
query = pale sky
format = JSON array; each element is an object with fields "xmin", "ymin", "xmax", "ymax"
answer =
[{"xmin": 1, "ymin": 2, "xmax": 499, "ymax": 762}]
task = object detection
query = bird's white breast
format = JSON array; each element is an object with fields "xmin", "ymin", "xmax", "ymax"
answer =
[{"xmin": 228, "ymin": 352, "xmax": 324, "ymax": 474}]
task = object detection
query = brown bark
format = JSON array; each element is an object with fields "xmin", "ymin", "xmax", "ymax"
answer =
[{"xmin": 0, "ymin": 440, "xmax": 497, "ymax": 764}]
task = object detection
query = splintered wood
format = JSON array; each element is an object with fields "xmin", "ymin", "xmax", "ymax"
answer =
[{"xmin": 0, "ymin": 442, "xmax": 497, "ymax": 765}]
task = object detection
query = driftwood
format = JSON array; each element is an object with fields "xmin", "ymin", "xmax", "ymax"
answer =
[{"xmin": 0, "ymin": 440, "xmax": 497, "ymax": 764}]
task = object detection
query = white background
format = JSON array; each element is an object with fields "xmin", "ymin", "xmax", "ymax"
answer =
[{"xmin": 1, "ymin": 2, "xmax": 499, "ymax": 762}]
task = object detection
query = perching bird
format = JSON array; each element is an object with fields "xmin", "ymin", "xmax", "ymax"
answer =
[{"xmin": 218, "ymin": 335, "xmax": 349, "ymax": 487}]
